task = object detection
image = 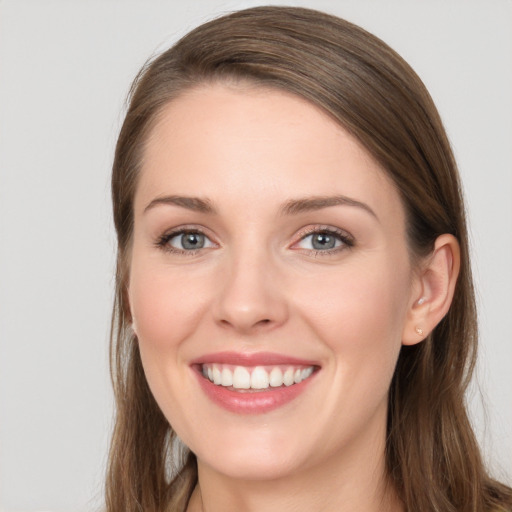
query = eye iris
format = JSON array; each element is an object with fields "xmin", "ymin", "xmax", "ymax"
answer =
[
  {"xmin": 181, "ymin": 232, "xmax": 204, "ymax": 250},
  {"xmin": 312, "ymin": 232, "xmax": 336, "ymax": 250}
]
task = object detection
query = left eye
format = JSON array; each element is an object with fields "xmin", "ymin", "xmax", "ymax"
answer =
[
  {"xmin": 295, "ymin": 231, "xmax": 346, "ymax": 251},
  {"xmin": 167, "ymin": 231, "xmax": 214, "ymax": 251}
]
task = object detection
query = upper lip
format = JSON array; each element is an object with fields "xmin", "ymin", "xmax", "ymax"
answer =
[{"xmin": 190, "ymin": 351, "xmax": 320, "ymax": 367}]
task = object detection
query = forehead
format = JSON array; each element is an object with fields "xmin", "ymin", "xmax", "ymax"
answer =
[{"xmin": 136, "ymin": 83, "xmax": 403, "ymax": 223}]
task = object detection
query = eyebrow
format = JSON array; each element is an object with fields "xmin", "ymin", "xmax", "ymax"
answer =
[
  {"xmin": 143, "ymin": 194, "xmax": 377, "ymax": 219},
  {"xmin": 280, "ymin": 195, "xmax": 377, "ymax": 219},
  {"xmin": 144, "ymin": 195, "xmax": 216, "ymax": 214}
]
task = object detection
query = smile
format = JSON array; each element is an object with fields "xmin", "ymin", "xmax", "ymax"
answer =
[
  {"xmin": 192, "ymin": 352, "xmax": 320, "ymax": 414},
  {"xmin": 201, "ymin": 363, "xmax": 315, "ymax": 390}
]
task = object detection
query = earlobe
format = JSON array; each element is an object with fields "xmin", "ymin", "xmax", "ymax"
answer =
[
  {"xmin": 131, "ymin": 317, "xmax": 138, "ymax": 336},
  {"xmin": 123, "ymin": 278, "xmax": 138, "ymax": 335},
  {"xmin": 129, "ymin": 303, "xmax": 138, "ymax": 336},
  {"xmin": 402, "ymin": 234, "xmax": 460, "ymax": 345}
]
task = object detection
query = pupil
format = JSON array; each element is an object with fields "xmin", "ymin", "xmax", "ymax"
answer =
[
  {"xmin": 182, "ymin": 233, "xmax": 204, "ymax": 250},
  {"xmin": 312, "ymin": 233, "xmax": 335, "ymax": 250}
]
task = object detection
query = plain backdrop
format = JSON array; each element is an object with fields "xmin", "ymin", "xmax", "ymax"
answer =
[{"xmin": 0, "ymin": 1, "xmax": 510, "ymax": 510}]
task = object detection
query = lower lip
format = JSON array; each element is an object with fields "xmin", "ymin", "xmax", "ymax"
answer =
[{"xmin": 193, "ymin": 367, "xmax": 317, "ymax": 414}]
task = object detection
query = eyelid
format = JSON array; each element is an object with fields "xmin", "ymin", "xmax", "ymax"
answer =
[
  {"xmin": 154, "ymin": 224, "xmax": 354, "ymax": 256},
  {"xmin": 290, "ymin": 225, "xmax": 355, "ymax": 253},
  {"xmin": 154, "ymin": 225, "xmax": 218, "ymax": 254}
]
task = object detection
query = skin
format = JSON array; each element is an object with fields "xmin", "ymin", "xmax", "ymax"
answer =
[{"xmin": 128, "ymin": 83, "xmax": 459, "ymax": 512}]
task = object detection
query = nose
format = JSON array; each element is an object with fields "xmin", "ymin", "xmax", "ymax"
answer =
[{"xmin": 212, "ymin": 245, "xmax": 289, "ymax": 335}]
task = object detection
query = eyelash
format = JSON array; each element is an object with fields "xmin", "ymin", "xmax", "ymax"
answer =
[
  {"xmin": 155, "ymin": 227, "xmax": 213, "ymax": 255},
  {"xmin": 294, "ymin": 226, "xmax": 354, "ymax": 256},
  {"xmin": 154, "ymin": 226, "xmax": 354, "ymax": 256}
]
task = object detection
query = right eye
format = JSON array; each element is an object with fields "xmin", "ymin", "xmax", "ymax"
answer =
[{"xmin": 157, "ymin": 230, "xmax": 215, "ymax": 253}]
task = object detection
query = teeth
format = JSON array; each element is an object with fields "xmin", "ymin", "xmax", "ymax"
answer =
[
  {"xmin": 233, "ymin": 366, "xmax": 251, "ymax": 389},
  {"xmin": 302, "ymin": 367, "xmax": 313, "ymax": 380},
  {"xmin": 251, "ymin": 367, "xmax": 269, "ymax": 389},
  {"xmin": 269, "ymin": 367, "xmax": 283, "ymax": 387},
  {"xmin": 283, "ymin": 368, "xmax": 294, "ymax": 386},
  {"xmin": 202, "ymin": 363, "xmax": 315, "ymax": 390},
  {"xmin": 221, "ymin": 366, "xmax": 233, "ymax": 387},
  {"xmin": 212, "ymin": 365, "xmax": 222, "ymax": 385}
]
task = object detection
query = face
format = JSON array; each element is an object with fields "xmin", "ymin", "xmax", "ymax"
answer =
[{"xmin": 128, "ymin": 83, "xmax": 418, "ymax": 481}]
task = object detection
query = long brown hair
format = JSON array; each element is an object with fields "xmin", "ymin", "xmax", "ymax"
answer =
[{"xmin": 106, "ymin": 6, "xmax": 512, "ymax": 511}]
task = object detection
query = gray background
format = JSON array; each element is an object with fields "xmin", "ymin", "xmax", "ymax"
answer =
[{"xmin": 0, "ymin": 1, "xmax": 510, "ymax": 510}]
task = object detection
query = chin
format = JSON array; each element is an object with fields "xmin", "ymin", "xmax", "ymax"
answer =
[{"xmin": 196, "ymin": 446, "xmax": 304, "ymax": 481}]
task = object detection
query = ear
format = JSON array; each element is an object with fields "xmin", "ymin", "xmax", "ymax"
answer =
[
  {"xmin": 124, "ymin": 284, "xmax": 138, "ymax": 336},
  {"xmin": 128, "ymin": 307, "xmax": 138, "ymax": 337},
  {"xmin": 131, "ymin": 316, "xmax": 138, "ymax": 336},
  {"xmin": 402, "ymin": 234, "xmax": 460, "ymax": 345}
]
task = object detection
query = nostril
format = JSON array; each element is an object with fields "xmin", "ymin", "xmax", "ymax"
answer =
[{"xmin": 219, "ymin": 317, "xmax": 273, "ymax": 331}]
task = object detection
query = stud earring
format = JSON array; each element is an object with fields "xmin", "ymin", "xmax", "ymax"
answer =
[
  {"xmin": 415, "ymin": 326, "xmax": 424, "ymax": 336},
  {"xmin": 417, "ymin": 297, "xmax": 426, "ymax": 305}
]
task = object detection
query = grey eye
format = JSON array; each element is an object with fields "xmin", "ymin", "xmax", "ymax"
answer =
[
  {"xmin": 296, "ymin": 231, "xmax": 343, "ymax": 251},
  {"xmin": 182, "ymin": 233, "xmax": 204, "ymax": 249},
  {"xmin": 311, "ymin": 232, "xmax": 337, "ymax": 250},
  {"xmin": 169, "ymin": 232, "xmax": 212, "ymax": 250}
]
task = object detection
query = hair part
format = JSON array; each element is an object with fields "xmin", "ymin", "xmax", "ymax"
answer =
[{"xmin": 107, "ymin": 6, "xmax": 512, "ymax": 511}]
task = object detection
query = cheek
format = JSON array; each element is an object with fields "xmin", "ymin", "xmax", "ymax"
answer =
[
  {"xmin": 293, "ymin": 256, "xmax": 410, "ymax": 373},
  {"xmin": 127, "ymin": 257, "xmax": 213, "ymax": 422},
  {"xmin": 287, "ymin": 257, "xmax": 411, "ymax": 445},
  {"xmin": 128, "ymin": 258, "xmax": 212, "ymax": 353}
]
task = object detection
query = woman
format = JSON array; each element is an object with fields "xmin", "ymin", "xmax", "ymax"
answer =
[{"xmin": 106, "ymin": 6, "xmax": 512, "ymax": 511}]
